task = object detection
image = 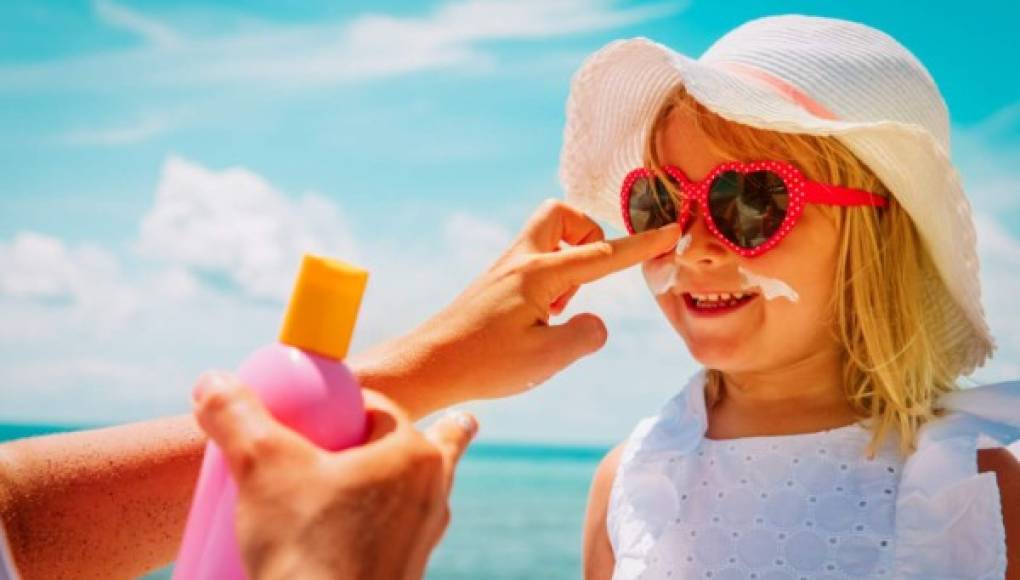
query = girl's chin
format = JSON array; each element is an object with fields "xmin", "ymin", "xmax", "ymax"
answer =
[
  {"xmin": 682, "ymin": 336, "xmax": 747, "ymax": 366},
  {"xmin": 658, "ymin": 294, "xmax": 761, "ymax": 362}
]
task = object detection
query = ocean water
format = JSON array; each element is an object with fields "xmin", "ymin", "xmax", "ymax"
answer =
[{"xmin": 0, "ymin": 424, "xmax": 604, "ymax": 579}]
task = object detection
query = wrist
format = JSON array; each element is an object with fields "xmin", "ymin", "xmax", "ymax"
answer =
[{"xmin": 348, "ymin": 326, "xmax": 459, "ymax": 420}]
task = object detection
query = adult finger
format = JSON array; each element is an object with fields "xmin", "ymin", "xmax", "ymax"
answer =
[
  {"xmin": 519, "ymin": 200, "xmax": 605, "ymax": 253},
  {"xmin": 192, "ymin": 372, "xmax": 313, "ymax": 480},
  {"xmin": 539, "ymin": 223, "xmax": 681, "ymax": 291},
  {"xmin": 549, "ymin": 284, "xmax": 580, "ymax": 315},
  {"xmin": 424, "ymin": 410, "xmax": 478, "ymax": 488},
  {"xmin": 534, "ymin": 312, "xmax": 608, "ymax": 366}
]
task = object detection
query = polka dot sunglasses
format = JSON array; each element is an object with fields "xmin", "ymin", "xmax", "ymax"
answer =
[{"xmin": 620, "ymin": 160, "xmax": 889, "ymax": 257}]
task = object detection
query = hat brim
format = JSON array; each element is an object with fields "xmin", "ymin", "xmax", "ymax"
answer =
[{"xmin": 559, "ymin": 37, "xmax": 994, "ymax": 376}]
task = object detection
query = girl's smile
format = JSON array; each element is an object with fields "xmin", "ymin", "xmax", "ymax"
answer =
[{"xmin": 681, "ymin": 291, "xmax": 759, "ymax": 316}]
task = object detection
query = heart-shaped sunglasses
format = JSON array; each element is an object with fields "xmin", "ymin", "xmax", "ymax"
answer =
[{"xmin": 621, "ymin": 160, "xmax": 889, "ymax": 257}]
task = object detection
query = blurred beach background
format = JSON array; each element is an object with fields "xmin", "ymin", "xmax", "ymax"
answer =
[{"xmin": 1, "ymin": 0, "xmax": 1018, "ymax": 578}]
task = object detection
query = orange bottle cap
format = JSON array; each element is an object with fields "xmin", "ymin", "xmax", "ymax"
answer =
[{"xmin": 279, "ymin": 254, "xmax": 368, "ymax": 360}]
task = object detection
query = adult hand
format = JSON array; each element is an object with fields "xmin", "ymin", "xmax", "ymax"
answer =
[
  {"xmin": 192, "ymin": 372, "xmax": 477, "ymax": 580},
  {"xmin": 351, "ymin": 199, "xmax": 682, "ymax": 418}
]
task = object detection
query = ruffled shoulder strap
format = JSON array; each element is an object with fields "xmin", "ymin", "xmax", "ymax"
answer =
[
  {"xmin": 607, "ymin": 369, "xmax": 709, "ymax": 579},
  {"xmin": 893, "ymin": 380, "xmax": 1020, "ymax": 579}
]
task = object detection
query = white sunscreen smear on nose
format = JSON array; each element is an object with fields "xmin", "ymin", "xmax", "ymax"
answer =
[
  {"xmin": 738, "ymin": 266, "xmax": 799, "ymax": 302},
  {"xmin": 675, "ymin": 233, "xmax": 692, "ymax": 256}
]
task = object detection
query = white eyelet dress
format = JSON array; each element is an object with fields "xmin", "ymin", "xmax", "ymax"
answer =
[{"xmin": 607, "ymin": 369, "xmax": 1020, "ymax": 580}]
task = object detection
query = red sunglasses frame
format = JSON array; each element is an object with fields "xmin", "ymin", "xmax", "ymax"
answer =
[{"xmin": 620, "ymin": 159, "xmax": 889, "ymax": 257}]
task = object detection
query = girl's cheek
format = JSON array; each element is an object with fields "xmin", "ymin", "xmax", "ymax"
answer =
[{"xmin": 642, "ymin": 233, "xmax": 692, "ymax": 295}]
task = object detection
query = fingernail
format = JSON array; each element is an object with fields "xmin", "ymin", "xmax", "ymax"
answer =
[
  {"xmin": 192, "ymin": 371, "xmax": 229, "ymax": 404},
  {"xmin": 444, "ymin": 409, "xmax": 478, "ymax": 436}
]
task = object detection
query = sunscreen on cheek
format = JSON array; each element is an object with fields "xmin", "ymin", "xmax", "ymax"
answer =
[{"xmin": 738, "ymin": 266, "xmax": 799, "ymax": 302}]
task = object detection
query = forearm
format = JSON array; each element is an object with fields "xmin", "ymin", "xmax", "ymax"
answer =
[{"xmin": 0, "ymin": 414, "xmax": 205, "ymax": 579}]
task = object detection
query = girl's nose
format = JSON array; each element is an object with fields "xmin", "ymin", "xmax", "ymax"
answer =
[{"xmin": 676, "ymin": 205, "xmax": 731, "ymax": 266}]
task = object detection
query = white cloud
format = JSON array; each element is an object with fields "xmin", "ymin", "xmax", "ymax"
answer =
[
  {"xmin": 378, "ymin": 0, "xmax": 676, "ymax": 41},
  {"xmin": 0, "ymin": 0, "xmax": 682, "ymax": 92},
  {"xmin": 952, "ymin": 99, "xmax": 1020, "ymax": 382},
  {"xmin": 341, "ymin": 0, "xmax": 679, "ymax": 79},
  {"xmin": 0, "ymin": 357, "xmax": 188, "ymax": 422},
  {"xmin": 954, "ymin": 100, "xmax": 1020, "ymax": 218},
  {"xmin": 55, "ymin": 112, "xmax": 179, "ymax": 146},
  {"xmin": 0, "ymin": 232, "xmax": 94, "ymax": 299},
  {"xmin": 137, "ymin": 156, "xmax": 358, "ymax": 301},
  {"xmin": 93, "ymin": 0, "xmax": 184, "ymax": 49},
  {"xmin": 0, "ymin": 232, "xmax": 139, "ymax": 329},
  {"xmin": 961, "ymin": 100, "xmax": 1020, "ymax": 142},
  {"xmin": 443, "ymin": 211, "xmax": 514, "ymax": 268},
  {"xmin": 971, "ymin": 212, "xmax": 1020, "ymax": 381}
]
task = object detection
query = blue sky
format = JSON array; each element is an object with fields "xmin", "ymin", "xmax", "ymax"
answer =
[{"xmin": 1, "ymin": 0, "xmax": 1018, "ymax": 444}]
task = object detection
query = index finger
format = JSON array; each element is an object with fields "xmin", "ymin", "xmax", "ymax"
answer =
[{"xmin": 540, "ymin": 222, "xmax": 682, "ymax": 288}]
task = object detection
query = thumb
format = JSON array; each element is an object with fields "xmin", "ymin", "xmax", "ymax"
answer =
[
  {"xmin": 425, "ymin": 410, "xmax": 479, "ymax": 488},
  {"xmin": 540, "ymin": 312, "xmax": 608, "ymax": 364},
  {"xmin": 192, "ymin": 371, "xmax": 312, "ymax": 480}
]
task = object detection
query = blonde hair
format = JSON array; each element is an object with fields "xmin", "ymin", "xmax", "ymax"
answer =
[{"xmin": 646, "ymin": 85, "xmax": 963, "ymax": 457}]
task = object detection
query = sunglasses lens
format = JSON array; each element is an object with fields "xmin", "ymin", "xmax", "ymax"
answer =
[
  {"xmin": 628, "ymin": 174, "xmax": 678, "ymax": 233},
  {"xmin": 708, "ymin": 170, "xmax": 789, "ymax": 248}
]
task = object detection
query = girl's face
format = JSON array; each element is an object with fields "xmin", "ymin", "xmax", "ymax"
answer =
[{"xmin": 643, "ymin": 106, "xmax": 843, "ymax": 373}]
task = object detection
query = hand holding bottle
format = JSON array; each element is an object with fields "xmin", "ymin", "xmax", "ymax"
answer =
[{"xmin": 192, "ymin": 372, "xmax": 477, "ymax": 580}]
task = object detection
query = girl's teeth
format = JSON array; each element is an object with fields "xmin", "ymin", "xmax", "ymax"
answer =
[{"xmin": 690, "ymin": 291, "xmax": 757, "ymax": 308}]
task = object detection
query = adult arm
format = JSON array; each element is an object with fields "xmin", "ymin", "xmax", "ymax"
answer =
[{"xmin": 0, "ymin": 415, "xmax": 204, "ymax": 579}]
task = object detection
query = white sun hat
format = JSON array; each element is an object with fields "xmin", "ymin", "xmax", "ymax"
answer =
[{"xmin": 559, "ymin": 14, "xmax": 994, "ymax": 377}]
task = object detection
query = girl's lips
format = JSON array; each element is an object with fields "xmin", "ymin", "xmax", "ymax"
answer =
[{"xmin": 682, "ymin": 292, "xmax": 758, "ymax": 317}]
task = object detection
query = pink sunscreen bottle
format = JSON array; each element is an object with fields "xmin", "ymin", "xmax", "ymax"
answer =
[{"xmin": 173, "ymin": 254, "xmax": 369, "ymax": 580}]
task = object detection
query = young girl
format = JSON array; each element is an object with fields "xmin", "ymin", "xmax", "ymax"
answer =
[{"xmin": 560, "ymin": 15, "xmax": 1020, "ymax": 580}]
